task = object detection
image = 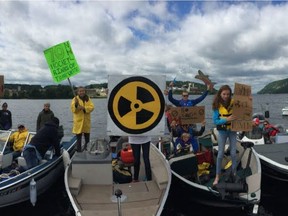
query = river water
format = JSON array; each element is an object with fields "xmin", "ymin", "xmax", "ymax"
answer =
[{"xmin": 1, "ymin": 94, "xmax": 288, "ymax": 215}]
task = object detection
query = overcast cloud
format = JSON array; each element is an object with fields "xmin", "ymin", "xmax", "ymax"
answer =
[{"xmin": 0, "ymin": 1, "xmax": 288, "ymax": 93}]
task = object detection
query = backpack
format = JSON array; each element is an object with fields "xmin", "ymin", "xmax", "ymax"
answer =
[{"xmin": 112, "ymin": 159, "xmax": 132, "ymax": 184}]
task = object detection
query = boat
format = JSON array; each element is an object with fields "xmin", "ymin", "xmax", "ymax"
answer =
[
  {"xmin": 0, "ymin": 129, "xmax": 77, "ymax": 207},
  {"xmin": 282, "ymin": 107, "xmax": 288, "ymax": 116},
  {"xmin": 239, "ymin": 121, "xmax": 288, "ymax": 192},
  {"xmin": 64, "ymin": 136, "xmax": 171, "ymax": 216},
  {"xmin": 162, "ymin": 131, "xmax": 261, "ymax": 215}
]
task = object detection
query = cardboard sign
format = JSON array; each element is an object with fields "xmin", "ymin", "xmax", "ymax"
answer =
[
  {"xmin": 44, "ymin": 41, "xmax": 80, "ymax": 83},
  {"xmin": 231, "ymin": 83, "xmax": 252, "ymax": 131},
  {"xmin": 169, "ymin": 106, "xmax": 205, "ymax": 125}
]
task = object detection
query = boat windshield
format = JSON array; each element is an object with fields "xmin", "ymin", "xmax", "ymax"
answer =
[{"xmin": 0, "ymin": 130, "xmax": 13, "ymax": 153}]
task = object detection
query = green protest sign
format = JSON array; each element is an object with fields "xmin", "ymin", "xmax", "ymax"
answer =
[{"xmin": 44, "ymin": 41, "xmax": 80, "ymax": 83}]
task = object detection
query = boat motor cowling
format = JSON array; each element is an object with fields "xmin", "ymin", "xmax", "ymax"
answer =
[{"xmin": 215, "ymin": 182, "xmax": 248, "ymax": 200}]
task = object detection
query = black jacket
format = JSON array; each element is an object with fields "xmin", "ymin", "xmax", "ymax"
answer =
[{"xmin": 30, "ymin": 120, "xmax": 61, "ymax": 158}]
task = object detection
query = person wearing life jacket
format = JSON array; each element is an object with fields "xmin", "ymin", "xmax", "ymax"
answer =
[
  {"xmin": 8, "ymin": 124, "xmax": 29, "ymax": 160},
  {"xmin": 263, "ymin": 120, "xmax": 280, "ymax": 144},
  {"xmin": 212, "ymin": 85, "xmax": 238, "ymax": 186}
]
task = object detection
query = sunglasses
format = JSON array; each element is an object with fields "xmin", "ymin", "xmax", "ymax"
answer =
[{"xmin": 182, "ymin": 95, "xmax": 188, "ymax": 97}]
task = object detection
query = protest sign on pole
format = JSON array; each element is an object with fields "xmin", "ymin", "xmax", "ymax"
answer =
[{"xmin": 43, "ymin": 41, "xmax": 80, "ymax": 95}]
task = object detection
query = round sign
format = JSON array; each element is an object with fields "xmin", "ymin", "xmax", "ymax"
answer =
[{"xmin": 108, "ymin": 76, "xmax": 165, "ymax": 134}]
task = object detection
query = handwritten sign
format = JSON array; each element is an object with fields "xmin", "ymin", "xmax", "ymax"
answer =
[
  {"xmin": 231, "ymin": 83, "xmax": 252, "ymax": 131},
  {"xmin": 43, "ymin": 41, "xmax": 80, "ymax": 83},
  {"xmin": 169, "ymin": 106, "xmax": 205, "ymax": 125}
]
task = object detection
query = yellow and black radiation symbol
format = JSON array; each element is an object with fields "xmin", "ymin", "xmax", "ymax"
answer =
[{"xmin": 108, "ymin": 76, "xmax": 165, "ymax": 134}]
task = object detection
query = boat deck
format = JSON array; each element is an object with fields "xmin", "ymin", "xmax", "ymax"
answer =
[
  {"xmin": 66, "ymin": 143, "xmax": 170, "ymax": 216},
  {"xmin": 254, "ymin": 143, "xmax": 288, "ymax": 165},
  {"xmin": 76, "ymin": 181, "xmax": 162, "ymax": 216}
]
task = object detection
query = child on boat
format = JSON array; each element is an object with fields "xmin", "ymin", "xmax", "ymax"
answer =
[{"xmin": 174, "ymin": 132, "xmax": 197, "ymax": 154}]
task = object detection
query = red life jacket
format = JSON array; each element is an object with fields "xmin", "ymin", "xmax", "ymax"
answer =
[{"xmin": 266, "ymin": 125, "xmax": 280, "ymax": 136}]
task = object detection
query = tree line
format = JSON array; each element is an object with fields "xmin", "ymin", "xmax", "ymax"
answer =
[{"xmin": 2, "ymin": 81, "xmax": 211, "ymax": 99}]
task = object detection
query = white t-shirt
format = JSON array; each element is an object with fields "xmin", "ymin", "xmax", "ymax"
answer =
[{"xmin": 128, "ymin": 136, "xmax": 151, "ymax": 144}]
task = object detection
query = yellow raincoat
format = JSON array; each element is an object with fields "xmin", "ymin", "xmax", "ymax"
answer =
[
  {"xmin": 9, "ymin": 128, "xmax": 29, "ymax": 152},
  {"xmin": 71, "ymin": 95, "xmax": 94, "ymax": 134}
]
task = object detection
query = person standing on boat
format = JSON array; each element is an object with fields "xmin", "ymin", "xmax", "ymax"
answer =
[
  {"xmin": 71, "ymin": 86, "xmax": 94, "ymax": 152},
  {"xmin": 128, "ymin": 136, "xmax": 152, "ymax": 182},
  {"xmin": 164, "ymin": 82, "xmax": 211, "ymax": 107},
  {"xmin": 8, "ymin": 124, "xmax": 29, "ymax": 160},
  {"xmin": 36, "ymin": 102, "xmax": 54, "ymax": 131},
  {"xmin": 0, "ymin": 102, "xmax": 12, "ymax": 130},
  {"xmin": 212, "ymin": 85, "xmax": 237, "ymax": 186},
  {"xmin": 23, "ymin": 117, "xmax": 61, "ymax": 169}
]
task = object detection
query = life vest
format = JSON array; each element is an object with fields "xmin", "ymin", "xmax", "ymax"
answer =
[
  {"xmin": 266, "ymin": 125, "xmax": 280, "ymax": 137},
  {"xmin": 120, "ymin": 145, "xmax": 134, "ymax": 164},
  {"xmin": 217, "ymin": 100, "xmax": 233, "ymax": 131}
]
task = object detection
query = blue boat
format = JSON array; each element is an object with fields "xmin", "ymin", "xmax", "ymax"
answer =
[{"xmin": 0, "ymin": 130, "xmax": 77, "ymax": 207}]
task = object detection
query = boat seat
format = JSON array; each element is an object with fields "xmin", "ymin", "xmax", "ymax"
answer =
[
  {"xmin": 69, "ymin": 176, "xmax": 82, "ymax": 196},
  {"xmin": 0, "ymin": 152, "xmax": 13, "ymax": 169},
  {"xmin": 17, "ymin": 156, "xmax": 27, "ymax": 169}
]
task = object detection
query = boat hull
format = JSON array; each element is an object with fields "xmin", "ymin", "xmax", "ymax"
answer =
[
  {"xmin": 170, "ymin": 172, "xmax": 256, "ymax": 209},
  {"xmin": 168, "ymin": 140, "xmax": 261, "ymax": 212},
  {"xmin": 0, "ymin": 136, "xmax": 77, "ymax": 208},
  {"xmin": 254, "ymin": 143, "xmax": 288, "ymax": 184}
]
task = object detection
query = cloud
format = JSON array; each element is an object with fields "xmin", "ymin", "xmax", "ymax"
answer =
[{"xmin": 0, "ymin": 1, "xmax": 288, "ymax": 93}]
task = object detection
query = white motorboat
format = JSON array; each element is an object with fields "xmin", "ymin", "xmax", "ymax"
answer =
[{"xmin": 64, "ymin": 136, "xmax": 171, "ymax": 216}]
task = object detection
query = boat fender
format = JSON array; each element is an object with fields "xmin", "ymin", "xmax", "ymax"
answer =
[
  {"xmin": 30, "ymin": 178, "xmax": 37, "ymax": 206},
  {"xmin": 62, "ymin": 149, "xmax": 71, "ymax": 167}
]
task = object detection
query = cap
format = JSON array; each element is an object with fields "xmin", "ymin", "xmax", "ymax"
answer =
[
  {"xmin": 18, "ymin": 124, "xmax": 25, "ymax": 129},
  {"xmin": 253, "ymin": 118, "xmax": 260, "ymax": 125}
]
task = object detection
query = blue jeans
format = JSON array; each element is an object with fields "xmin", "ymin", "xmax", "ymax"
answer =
[
  {"xmin": 131, "ymin": 142, "xmax": 152, "ymax": 181},
  {"xmin": 216, "ymin": 130, "xmax": 237, "ymax": 175},
  {"xmin": 23, "ymin": 148, "xmax": 39, "ymax": 169}
]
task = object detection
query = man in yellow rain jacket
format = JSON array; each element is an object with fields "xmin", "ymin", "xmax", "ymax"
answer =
[
  {"xmin": 71, "ymin": 86, "xmax": 94, "ymax": 152},
  {"xmin": 9, "ymin": 124, "xmax": 29, "ymax": 160}
]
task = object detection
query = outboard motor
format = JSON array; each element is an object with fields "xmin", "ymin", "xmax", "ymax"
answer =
[{"xmin": 215, "ymin": 181, "xmax": 248, "ymax": 199}]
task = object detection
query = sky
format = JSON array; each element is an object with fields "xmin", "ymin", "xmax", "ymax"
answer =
[{"xmin": 1, "ymin": 1, "xmax": 288, "ymax": 93}]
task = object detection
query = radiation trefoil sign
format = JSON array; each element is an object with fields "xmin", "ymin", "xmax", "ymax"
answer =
[{"xmin": 107, "ymin": 75, "xmax": 166, "ymax": 136}]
